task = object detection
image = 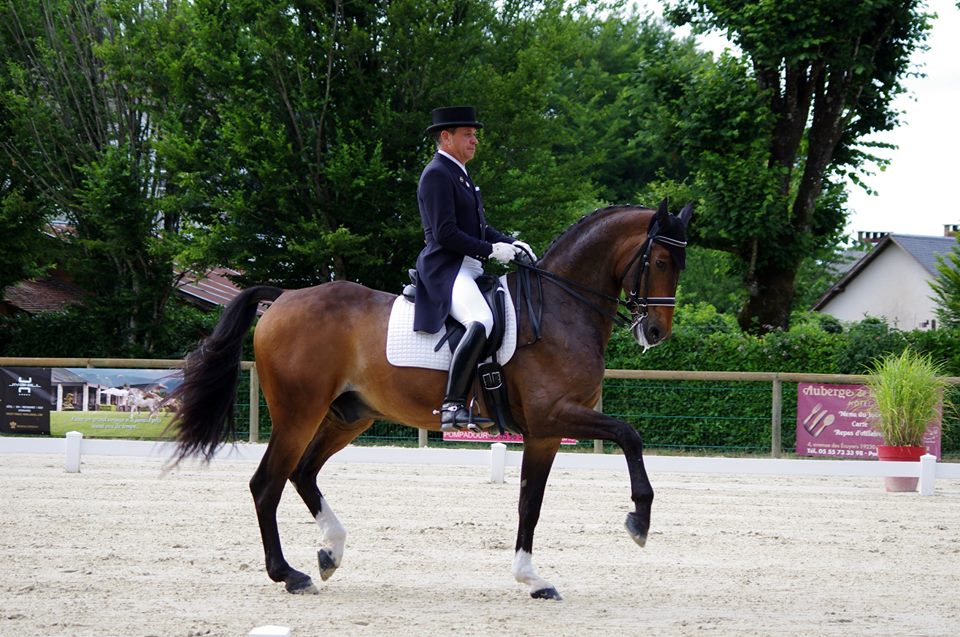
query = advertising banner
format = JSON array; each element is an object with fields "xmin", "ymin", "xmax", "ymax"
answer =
[
  {"xmin": 443, "ymin": 430, "xmax": 577, "ymax": 445},
  {"xmin": 48, "ymin": 367, "xmax": 183, "ymax": 439},
  {"xmin": 796, "ymin": 383, "xmax": 941, "ymax": 459},
  {"xmin": 1, "ymin": 367, "xmax": 53, "ymax": 435},
  {"xmin": 0, "ymin": 367, "xmax": 184, "ymax": 439}
]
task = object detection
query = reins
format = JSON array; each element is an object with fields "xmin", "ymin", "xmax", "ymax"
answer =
[{"xmin": 511, "ymin": 220, "xmax": 687, "ymax": 345}]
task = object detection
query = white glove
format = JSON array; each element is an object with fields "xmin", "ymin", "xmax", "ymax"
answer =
[
  {"xmin": 489, "ymin": 242, "xmax": 519, "ymax": 264},
  {"xmin": 512, "ymin": 240, "xmax": 537, "ymax": 261}
]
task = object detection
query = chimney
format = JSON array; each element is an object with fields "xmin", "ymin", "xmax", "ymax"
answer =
[
  {"xmin": 857, "ymin": 230, "xmax": 889, "ymax": 243},
  {"xmin": 944, "ymin": 224, "xmax": 960, "ymax": 237}
]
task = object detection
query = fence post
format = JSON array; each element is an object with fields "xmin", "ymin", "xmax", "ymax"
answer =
[
  {"xmin": 65, "ymin": 431, "xmax": 83, "ymax": 473},
  {"xmin": 418, "ymin": 428, "xmax": 428, "ymax": 448},
  {"xmin": 919, "ymin": 454, "xmax": 937, "ymax": 496},
  {"xmin": 249, "ymin": 366, "xmax": 260, "ymax": 443},
  {"xmin": 771, "ymin": 376, "xmax": 782, "ymax": 458}
]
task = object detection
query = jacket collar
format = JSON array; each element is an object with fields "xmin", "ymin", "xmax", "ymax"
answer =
[{"xmin": 436, "ymin": 150, "xmax": 469, "ymax": 177}]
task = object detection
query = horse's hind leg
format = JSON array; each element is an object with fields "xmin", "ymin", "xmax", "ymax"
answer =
[
  {"xmin": 289, "ymin": 417, "xmax": 373, "ymax": 582},
  {"xmin": 250, "ymin": 416, "xmax": 326, "ymax": 594}
]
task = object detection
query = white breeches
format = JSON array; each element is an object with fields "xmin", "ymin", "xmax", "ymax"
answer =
[{"xmin": 449, "ymin": 256, "xmax": 493, "ymax": 338}]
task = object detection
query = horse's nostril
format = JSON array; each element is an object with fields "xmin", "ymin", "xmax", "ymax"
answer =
[{"xmin": 648, "ymin": 326, "xmax": 661, "ymax": 343}]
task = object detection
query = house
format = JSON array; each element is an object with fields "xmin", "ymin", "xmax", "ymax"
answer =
[{"xmin": 812, "ymin": 231, "xmax": 957, "ymax": 330}]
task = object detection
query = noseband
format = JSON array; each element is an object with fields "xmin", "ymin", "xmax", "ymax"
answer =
[{"xmin": 513, "ymin": 218, "xmax": 687, "ymax": 343}]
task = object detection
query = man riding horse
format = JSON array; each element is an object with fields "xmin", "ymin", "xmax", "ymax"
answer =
[
  {"xmin": 167, "ymin": 106, "xmax": 693, "ymax": 599},
  {"xmin": 414, "ymin": 106, "xmax": 534, "ymax": 431}
]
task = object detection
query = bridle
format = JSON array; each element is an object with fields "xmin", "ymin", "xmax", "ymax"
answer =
[
  {"xmin": 617, "ymin": 215, "xmax": 688, "ymax": 333},
  {"xmin": 512, "ymin": 216, "xmax": 687, "ymax": 344}
]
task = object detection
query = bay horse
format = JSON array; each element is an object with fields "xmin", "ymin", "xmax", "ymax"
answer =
[{"xmin": 168, "ymin": 200, "xmax": 692, "ymax": 600}]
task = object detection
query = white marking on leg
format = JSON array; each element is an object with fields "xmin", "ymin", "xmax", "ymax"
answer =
[
  {"xmin": 512, "ymin": 549, "xmax": 553, "ymax": 595},
  {"xmin": 315, "ymin": 496, "xmax": 346, "ymax": 567}
]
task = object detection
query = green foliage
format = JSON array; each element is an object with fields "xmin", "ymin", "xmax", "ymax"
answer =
[
  {"xmin": 676, "ymin": 247, "xmax": 747, "ymax": 315},
  {"xmin": 600, "ymin": 304, "xmax": 960, "ymax": 454},
  {"xmin": 836, "ymin": 317, "xmax": 908, "ymax": 375},
  {"xmin": 0, "ymin": 0, "xmax": 181, "ymax": 353},
  {"xmin": 0, "ymin": 188, "xmax": 52, "ymax": 290},
  {"xmin": 95, "ymin": 0, "xmax": 671, "ymax": 294},
  {"xmin": 930, "ymin": 243, "xmax": 960, "ymax": 329},
  {"xmin": 659, "ymin": 0, "xmax": 932, "ymax": 332},
  {"xmin": 0, "ymin": 300, "xmax": 220, "ymax": 359},
  {"xmin": 865, "ymin": 348, "xmax": 948, "ymax": 446}
]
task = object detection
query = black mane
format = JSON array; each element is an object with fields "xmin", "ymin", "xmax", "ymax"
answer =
[{"xmin": 539, "ymin": 204, "xmax": 652, "ymax": 262}]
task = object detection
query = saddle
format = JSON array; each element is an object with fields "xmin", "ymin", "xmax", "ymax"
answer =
[{"xmin": 402, "ymin": 269, "xmax": 518, "ymax": 434}]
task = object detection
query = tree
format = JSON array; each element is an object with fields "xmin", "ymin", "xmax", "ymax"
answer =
[
  {"xmin": 0, "ymin": 3, "xmax": 59, "ymax": 291},
  {"xmin": 930, "ymin": 244, "xmax": 960, "ymax": 328},
  {"xmin": 0, "ymin": 0, "xmax": 181, "ymax": 354},
  {"xmin": 148, "ymin": 0, "xmax": 651, "ymax": 291},
  {"xmin": 0, "ymin": 173, "xmax": 51, "ymax": 292},
  {"xmin": 663, "ymin": 0, "xmax": 932, "ymax": 333},
  {"xmin": 7, "ymin": 0, "xmax": 799, "ymax": 356}
]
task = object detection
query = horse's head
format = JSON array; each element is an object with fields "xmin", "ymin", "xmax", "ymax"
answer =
[{"xmin": 620, "ymin": 200, "xmax": 693, "ymax": 350}]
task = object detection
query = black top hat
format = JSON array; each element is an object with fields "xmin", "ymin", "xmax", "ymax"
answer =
[{"xmin": 425, "ymin": 106, "xmax": 483, "ymax": 134}]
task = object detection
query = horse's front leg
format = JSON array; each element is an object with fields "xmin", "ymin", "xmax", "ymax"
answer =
[
  {"xmin": 513, "ymin": 437, "xmax": 563, "ymax": 600},
  {"xmin": 554, "ymin": 404, "xmax": 654, "ymax": 547}
]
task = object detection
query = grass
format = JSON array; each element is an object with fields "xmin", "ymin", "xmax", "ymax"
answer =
[{"xmin": 865, "ymin": 348, "xmax": 948, "ymax": 447}]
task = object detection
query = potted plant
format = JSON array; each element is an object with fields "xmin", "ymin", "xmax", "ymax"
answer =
[{"xmin": 865, "ymin": 348, "xmax": 946, "ymax": 492}]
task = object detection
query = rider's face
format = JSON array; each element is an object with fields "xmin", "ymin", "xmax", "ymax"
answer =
[{"xmin": 440, "ymin": 127, "xmax": 478, "ymax": 164}]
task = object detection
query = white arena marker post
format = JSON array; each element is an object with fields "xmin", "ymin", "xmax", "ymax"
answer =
[
  {"xmin": 248, "ymin": 625, "xmax": 291, "ymax": 637},
  {"xmin": 919, "ymin": 454, "xmax": 937, "ymax": 496},
  {"xmin": 64, "ymin": 431, "xmax": 83, "ymax": 473},
  {"xmin": 490, "ymin": 442, "xmax": 507, "ymax": 484}
]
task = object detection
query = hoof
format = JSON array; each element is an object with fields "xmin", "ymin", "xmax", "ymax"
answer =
[
  {"xmin": 625, "ymin": 512, "xmax": 648, "ymax": 547},
  {"xmin": 318, "ymin": 549, "xmax": 339, "ymax": 582},
  {"xmin": 531, "ymin": 587, "xmax": 562, "ymax": 601},
  {"xmin": 285, "ymin": 573, "xmax": 318, "ymax": 595}
]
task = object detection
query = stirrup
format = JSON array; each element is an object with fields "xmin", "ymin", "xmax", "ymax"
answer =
[{"xmin": 437, "ymin": 399, "xmax": 493, "ymax": 432}]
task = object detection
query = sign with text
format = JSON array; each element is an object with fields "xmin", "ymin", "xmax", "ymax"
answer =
[
  {"xmin": 796, "ymin": 383, "xmax": 941, "ymax": 460},
  {"xmin": 443, "ymin": 430, "xmax": 577, "ymax": 445},
  {"xmin": 1, "ymin": 367, "xmax": 52, "ymax": 435}
]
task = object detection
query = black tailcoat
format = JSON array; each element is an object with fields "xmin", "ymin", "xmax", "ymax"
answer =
[{"xmin": 414, "ymin": 153, "xmax": 513, "ymax": 333}]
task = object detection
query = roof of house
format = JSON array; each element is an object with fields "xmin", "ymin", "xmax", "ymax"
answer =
[
  {"xmin": 812, "ymin": 234, "xmax": 957, "ymax": 310},
  {"xmin": 175, "ymin": 267, "xmax": 246, "ymax": 309},
  {"xmin": 4, "ymin": 222, "xmax": 266, "ymax": 316},
  {"xmin": 3, "ymin": 266, "xmax": 266, "ymax": 317},
  {"xmin": 890, "ymin": 235, "xmax": 957, "ymax": 275},
  {"xmin": 175, "ymin": 267, "xmax": 270, "ymax": 316},
  {"xmin": 1, "ymin": 277, "xmax": 85, "ymax": 314}
]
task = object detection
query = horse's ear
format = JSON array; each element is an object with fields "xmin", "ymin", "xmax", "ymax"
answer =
[
  {"xmin": 679, "ymin": 202, "xmax": 694, "ymax": 227},
  {"xmin": 656, "ymin": 198, "xmax": 669, "ymax": 219}
]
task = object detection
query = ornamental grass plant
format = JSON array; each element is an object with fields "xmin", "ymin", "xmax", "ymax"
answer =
[{"xmin": 866, "ymin": 348, "xmax": 948, "ymax": 447}]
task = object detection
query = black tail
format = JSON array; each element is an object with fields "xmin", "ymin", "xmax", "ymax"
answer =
[{"xmin": 167, "ymin": 286, "xmax": 284, "ymax": 464}]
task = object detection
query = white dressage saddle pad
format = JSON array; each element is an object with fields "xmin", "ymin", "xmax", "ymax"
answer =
[{"xmin": 386, "ymin": 274, "xmax": 517, "ymax": 370}]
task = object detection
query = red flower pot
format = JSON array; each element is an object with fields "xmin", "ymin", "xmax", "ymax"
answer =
[{"xmin": 877, "ymin": 445, "xmax": 926, "ymax": 492}]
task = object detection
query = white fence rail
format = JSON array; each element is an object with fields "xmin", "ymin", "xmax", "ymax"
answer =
[{"xmin": 2, "ymin": 434, "xmax": 957, "ymax": 496}]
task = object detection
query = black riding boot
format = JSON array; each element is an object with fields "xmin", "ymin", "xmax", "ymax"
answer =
[{"xmin": 440, "ymin": 321, "xmax": 494, "ymax": 431}]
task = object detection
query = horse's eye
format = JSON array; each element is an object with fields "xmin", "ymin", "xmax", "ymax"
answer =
[{"xmin": 655, "ymin": 259, "xmax": 667, "ymax": 270}]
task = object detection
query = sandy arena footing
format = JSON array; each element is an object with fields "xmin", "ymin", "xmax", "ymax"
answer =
[{"xmin": 1, "ymin": 452, "xmax": 958, "ymax": 636}]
